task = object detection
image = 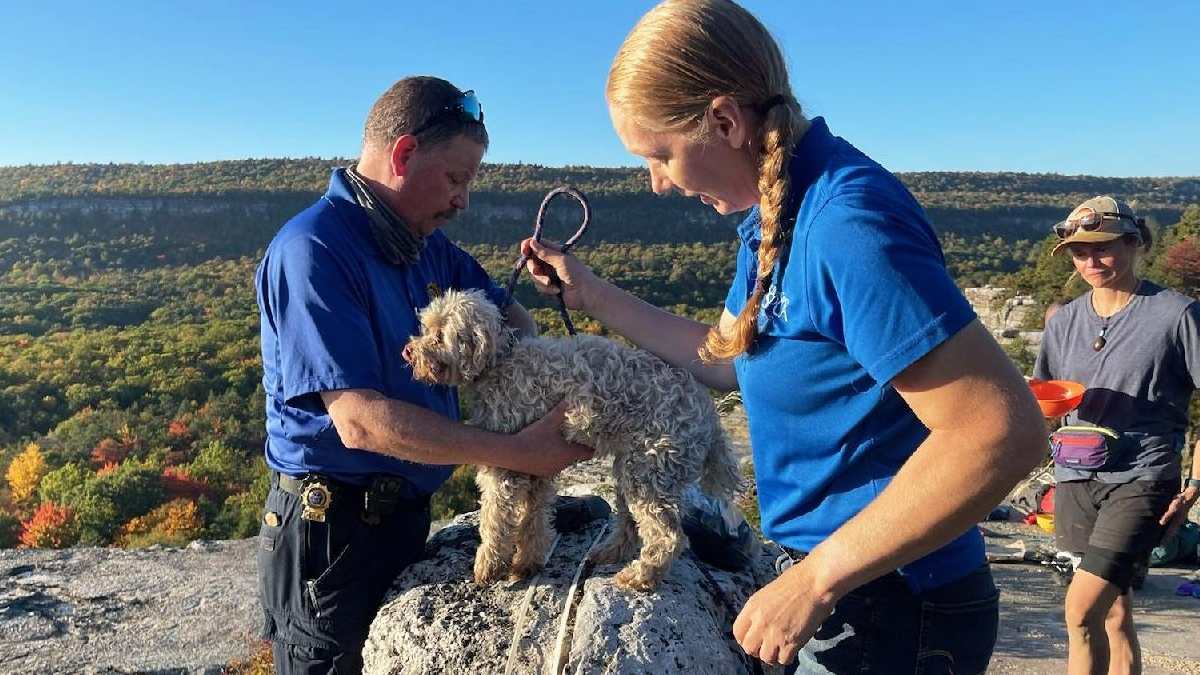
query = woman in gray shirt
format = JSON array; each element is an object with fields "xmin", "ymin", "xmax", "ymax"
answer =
[{"xmin": 1034, "ymin": 195, "xmax": 1200, "ymax": 675}]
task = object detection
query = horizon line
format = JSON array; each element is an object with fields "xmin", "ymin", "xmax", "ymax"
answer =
[{"xmin": 1, "ymin": 159, "xmax": 1197, "ymax": 181}]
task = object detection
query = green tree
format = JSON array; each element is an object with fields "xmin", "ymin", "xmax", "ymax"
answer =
[{"xmin": 208, "ymin": 461, "xmax": 270, "ymax": 540}]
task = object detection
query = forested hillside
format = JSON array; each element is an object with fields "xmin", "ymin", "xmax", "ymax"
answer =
[{"xmin": 1, "ymin": 159, "xmax": 1198, "ymax": 550}]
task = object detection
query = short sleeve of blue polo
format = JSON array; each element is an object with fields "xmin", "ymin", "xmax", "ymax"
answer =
[
  {"xmin": 803, "ymin": 200, "xmax": 974, "ymax": 383},
  {"xmin": 726, "ymin": 198, "xmax": 974, "ymax": 389}
]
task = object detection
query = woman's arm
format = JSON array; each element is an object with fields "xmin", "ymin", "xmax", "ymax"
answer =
[
  {"xmin": 813, "ymin": 319, "xmax": 1046, "ymax": 588},
  {"xmin": 521, "ymin": 238, "xmax": 738, "ymax": 391},
  {"xmin": 1158, "ymin": 438, "xmax": 1200, "ymax": 542},
  {"xmin": 733, "ymin": 320, "xmax": 1046, "ymax": 664}
]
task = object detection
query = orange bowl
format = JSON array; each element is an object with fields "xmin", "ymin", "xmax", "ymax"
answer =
[{"xmin": 1030, "ymin": 379, "xmax": 1086, "ymax": 418}]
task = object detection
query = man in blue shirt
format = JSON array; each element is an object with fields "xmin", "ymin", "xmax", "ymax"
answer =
[{"xmin": 255, "ymin": 75, "xmax": 592, "ymax": 675}]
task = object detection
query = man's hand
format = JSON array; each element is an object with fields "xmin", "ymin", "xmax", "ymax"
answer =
[{"xmin": 510, "ymin": 399, "xmax": 594, "ymax": 477}]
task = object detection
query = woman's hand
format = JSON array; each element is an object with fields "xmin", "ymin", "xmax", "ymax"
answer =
[
  {"xmin": 733, "ymin": 558, "xmax": 839, "ymax": 666},
  {"xmin": 520, "ymin": 238, "xmax": 599, "ymax": 311},
  {"xmin": 1158, "ymin": 484, "xmax": 1199, "ymax": 544}
]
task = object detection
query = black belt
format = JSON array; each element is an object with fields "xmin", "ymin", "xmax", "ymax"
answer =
[
  {"xmin": 274, "ymin": 472, "xmax": 427, "ymax": 524},
  {"xmin": 275, "ymin": 472, "xmax": 364, "ymax": 498}
]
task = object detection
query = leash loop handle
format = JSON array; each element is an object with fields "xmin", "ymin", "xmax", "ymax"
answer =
[
  {"xmin": 534, "ymin": 186, "xmax": 591, "ymax": 255},
  {"xmin": 502, "ymin": 186, "xmax": 591, "ymax": 335}
]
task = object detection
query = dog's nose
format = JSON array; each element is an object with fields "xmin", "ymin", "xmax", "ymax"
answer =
[{"xmin": 401, "ymin": 342, "xmax": 414, "ymax": 363}]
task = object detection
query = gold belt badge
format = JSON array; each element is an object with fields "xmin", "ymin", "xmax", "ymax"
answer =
[{"xmin": 300, "ymin": 480, "xmax": 333, "ymax": 522}]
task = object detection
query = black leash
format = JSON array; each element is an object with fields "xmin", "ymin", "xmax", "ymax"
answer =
[
  {"xmin": 686, "ymin": 549, "xmax": 767, "ymax": 675},
  {"xmin": 501, "ymin": 186, "xmax": 591, "ymax": 336}
]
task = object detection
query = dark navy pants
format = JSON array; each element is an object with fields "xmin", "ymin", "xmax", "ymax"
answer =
[
  {"xmin": 257, "ymin": 477, "xmax": 431, "ymax": 675},
  {"xmin": 788, "ymin": 564, "xmax": 999, "ymax": 675}
]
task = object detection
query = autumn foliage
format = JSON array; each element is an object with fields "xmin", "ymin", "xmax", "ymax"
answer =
[
  {"xmin": 19, "ymin": 502, "xmax": 77, "ymax": 548},
  {"xmin": 168, "ymin": 419, "xmax": 193, "ymax": 442},
  {"xmin": 162, "ymin": 466, "xmax": 214, "ymax": 501},
  {"xmin": 6, "ymin": 443, "xmax": 47, "ymax": 506},
  {"xmin": 115, "ymin": 498, "xmax": 205, "ymax": 548},
  {"xmin": 1163, "ymin": 238, "xmax": 1200, "ymax": 294},
  {"xmin": 90, "ymin": 438, "xmax": 128, "ymax": 468},
  {"xmin": 221, "ymin": 639, "xmax": 275, "ymax": 675}
]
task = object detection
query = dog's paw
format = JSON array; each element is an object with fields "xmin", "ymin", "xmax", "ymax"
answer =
[
  {"xmin": 507, "ymin": 561, "xmax": 544, "ymax": 582},
  {"xmin": 587, "ymin": 541, "xmax": 631, "ymax": 566},
  {"xmin": 473, "ymin": 555, "xmax": 509, "ymax": 585},
  {"xmin": 613, "ymin": 562, "xmax": 662, "ymax": 592}
]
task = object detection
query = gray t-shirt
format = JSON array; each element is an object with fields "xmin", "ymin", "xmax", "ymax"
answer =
[{"xmin": 1034, "ymin": 281, "xmax": 1200, "ymax": 483}]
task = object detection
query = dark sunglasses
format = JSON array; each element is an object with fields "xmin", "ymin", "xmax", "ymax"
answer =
[
  {"xmin": 411, "ymin": 90, "xmax": 484, "ymax": 137},
  {"xmin": 1052, "ymin": 211, "xmax": 1143, "ymax": 239}
]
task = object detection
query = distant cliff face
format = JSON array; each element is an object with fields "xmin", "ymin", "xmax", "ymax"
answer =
[
  {"xmin": 0, "ymin": 191, "xmax": 739, "ymax": 252},
  {"xmin": 3, "ymin": 195, "xmax": 279, "ymax": 217}
]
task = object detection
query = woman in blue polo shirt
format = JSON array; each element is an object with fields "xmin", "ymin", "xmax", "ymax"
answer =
[{"xmin": 521, "ymin": 0, "xmax": 1046, "ymax": 672}]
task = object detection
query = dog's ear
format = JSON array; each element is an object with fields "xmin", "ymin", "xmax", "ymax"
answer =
[{"xmin": 456, "ymin": 291, "xmax": 506, "ymax": 382}]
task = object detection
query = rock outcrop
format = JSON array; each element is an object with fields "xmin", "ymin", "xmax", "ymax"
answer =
[
  {"xmin": 964, "ymin": 285, "xmax": 1045, "ymax": 349},
  {"xmin": 363, "ymin": 512, "xmax": 785, "ymax": 675},
  {"xmin": 0, "ymin": 538, "xmax": 260, "ymax": 675}
]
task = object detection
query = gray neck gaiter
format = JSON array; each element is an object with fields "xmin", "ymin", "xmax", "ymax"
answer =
[{"xmin": 344, "ymin": 165, "xmax": 426, "ymax": 266}]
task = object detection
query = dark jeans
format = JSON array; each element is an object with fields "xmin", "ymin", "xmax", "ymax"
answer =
[
  {"xmin": 788, "ymin": 564, "xmax": 999, "ymax": 675},
  {"xmin": 258, "ymin": 477, "xmax": 431, "ymax": 675}
]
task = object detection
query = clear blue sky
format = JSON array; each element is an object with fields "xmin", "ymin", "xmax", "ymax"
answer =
[{"xmin": 1, "ymin": 0, "xmax": 1197, "ymax": 176}]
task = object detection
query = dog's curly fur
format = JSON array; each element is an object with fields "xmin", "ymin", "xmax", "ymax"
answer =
[{"xmin": 405, "ymin": 289, "xmax": 744, "ymax": 591}]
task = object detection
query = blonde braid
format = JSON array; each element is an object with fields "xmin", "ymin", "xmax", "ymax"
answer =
[{"xmin": 700, "ymin": 101, "xmax": 797, "ymax": 362}]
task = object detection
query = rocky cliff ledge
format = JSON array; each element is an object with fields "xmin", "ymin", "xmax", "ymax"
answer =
[
  {"xmin": 0, "ymin": 410, "xmax": 758, "ymax": 675},
  {"xmin": 964, "ymin": 285, "xmax": 1045, "ymax": 350},
  {"xmin": 1, "ymin": 505, "xmax": 781, "ymax": 675},
  {"xmin": 0, "ymin": 538, "xmax": 260, "ymax": 675}
]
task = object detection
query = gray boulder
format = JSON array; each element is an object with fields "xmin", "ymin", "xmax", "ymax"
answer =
[
  {"xmin": 0, "ymin": 538, "xmax": 259, "ymax": 675},
  {"xmin": 363, "ymin": 512, "xmax": 785, "ymax": 675}
]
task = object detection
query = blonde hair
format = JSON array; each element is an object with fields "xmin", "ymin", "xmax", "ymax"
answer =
[{"xmin": 607, "ymin": 0, "xmax": 805, "ymax": 362}]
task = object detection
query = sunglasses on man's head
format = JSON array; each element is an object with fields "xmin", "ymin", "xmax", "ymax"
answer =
[
  {"xmin": 411, "ymin": 90, "xmax": 484, "ymax": 137},
  {"xmin": 1052, "ymin": 210, "xmax": 1142, "ymax": 240}
]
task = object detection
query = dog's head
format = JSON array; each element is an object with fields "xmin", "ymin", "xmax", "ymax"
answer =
[{"xmin": 404, "ymin": 288, "xmax": 508, "ymax": 385}]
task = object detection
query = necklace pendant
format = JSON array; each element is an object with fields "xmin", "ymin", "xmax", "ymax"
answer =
[{"xmin": 1093, "ymin": 335, "xmax": 1106, "ymax": 351}]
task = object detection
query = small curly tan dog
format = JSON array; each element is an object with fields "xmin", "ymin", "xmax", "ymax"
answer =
[{"xmin": 404, "ymin": 288, "xmax": 743, "ymax": 591}]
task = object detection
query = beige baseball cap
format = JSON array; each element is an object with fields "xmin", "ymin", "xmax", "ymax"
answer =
[{"xmin": 1051, "ymin": 196, "xmax": 1143, "ymax": 256}]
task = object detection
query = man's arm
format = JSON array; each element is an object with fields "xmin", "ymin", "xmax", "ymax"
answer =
[{"xmin": 320, "ymin": 389, "xmax": 591, "ymax": 477}]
